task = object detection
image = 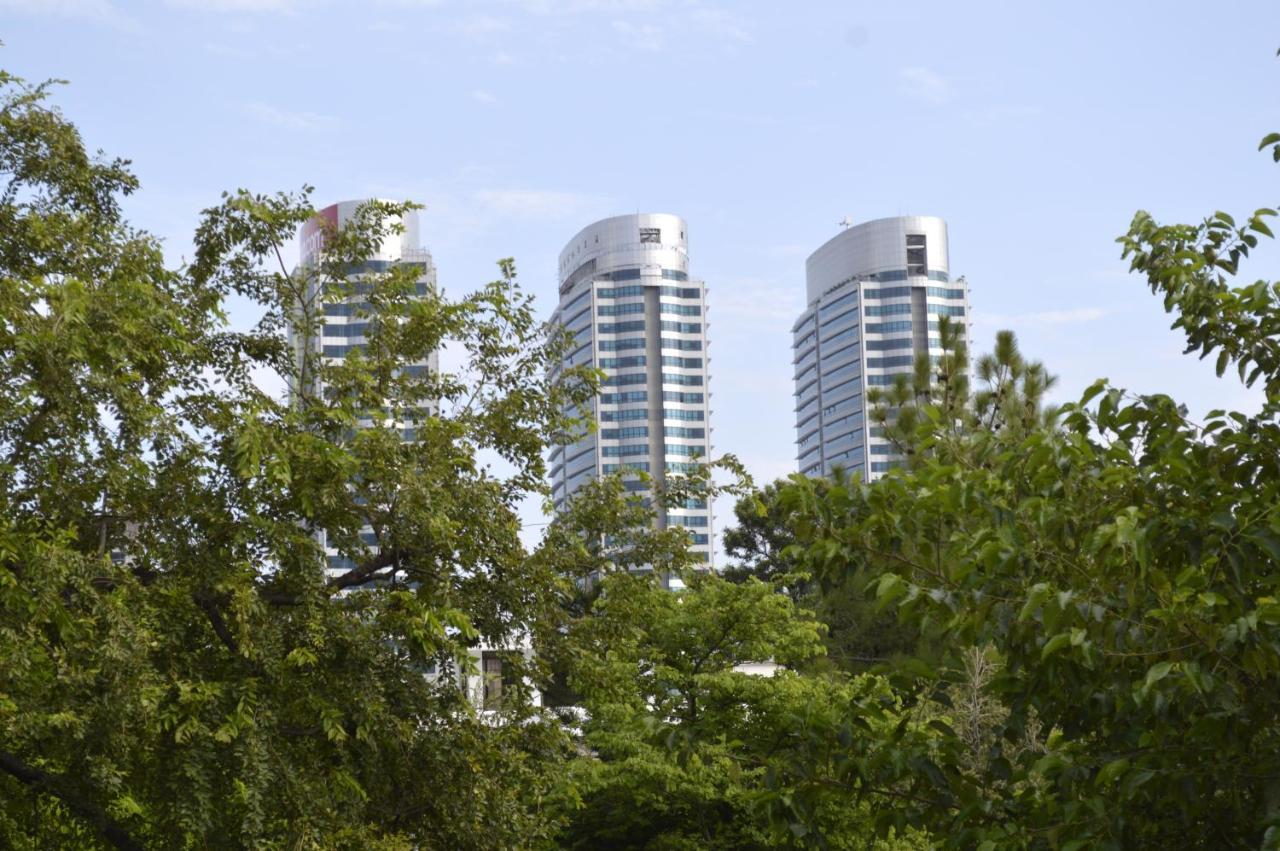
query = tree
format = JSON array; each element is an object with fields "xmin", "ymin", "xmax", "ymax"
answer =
[
  {"xmin": 721, "ymin": 480, "xmax": 809, "ymax": 595},
  {"xmin": 553, "ymin": 566, "xmax": 928, "ymax": 850},
  {"xmin": 0, "ymin": 69, "xmax": 594, "ymax": 849},
  {"xmin": 518, "ymin": 470, "xmax": 929, "ymax": 849},
  {"xmin": 772, "ymin": 121, "xmax": 1280, "ymax": 847},
  {"xmin": 867, "ymin": 315, "xmax": 1058, "ymax": 465}
]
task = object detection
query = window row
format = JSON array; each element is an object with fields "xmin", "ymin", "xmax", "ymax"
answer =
[
  {"xmin": 602, "ymin": 443, "xmax": 649, "ymax": 457},
  {"xmin": 561, "ymin": 289, "xmax": 590, "ymax": 316},
  {"xmin": 323, "ymin": 301, "xmax": 370, "ymax": 317},
  {"xmin": 819, "ymin": 307, "xmax": 857, "ymax": 330},
  {"xmin": 596, "ymin": 285, "xmax": 645, "ymax": 298},
  {"xmin": 601, "ymin": 391, "xmax": 647, "ymax": 404},
  {"xmin": 867, "ymin": 355, "xmax": 915, "ymax": 369},
  {"xmin": 820, "ymin": 325, "xmax": 859, "ymax": 347},
  {"xmin": 599, "ymin": 320, "xmax": 646, "ymax": 334},
  {"xmin": 598, "ymin": 302, "xmax": 645, "ymax": 317},
  {"xmin": 603, "ymin": 373, "xmax": 647, "ymax": 386},
  {"xmin": 864, "ymin": 302, "xmax": 913, "ymax": 317},
  {"xmin": 601, "ymin": 408, "xmax": 648, "ymax": 422},
  {"xmin": 599, "ymin": 355, "xmax": 645, "ymax": 368},
  {"xmin": 603, "ymin": 462, "xmax": 649, "ymax": 474},
  {"xmin": 819, "ymin": 291, "xmax": 858, "ymax": 317},
  {"xmin": 601, "ymin": 426, "xmax": 649, "ymax": 440},
  {"xmin": 598, "ymin": 337, "xmax": 645, "ymax": 351},
  {"xmin": 861, "ymin": 285, "xmax": 965, "ymax": 300},
  {"xmin": 865, "ymin": 320, "xmax": 912, "ymax": 334}
]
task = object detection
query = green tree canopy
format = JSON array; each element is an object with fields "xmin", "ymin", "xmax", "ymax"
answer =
[
  {"xmin": 772, "ymin": 128, "xmax": 1280, "ymax": 848},
  {"xmin": 0, "ymin": 69, "xmax": 595, "ymax": 849}
]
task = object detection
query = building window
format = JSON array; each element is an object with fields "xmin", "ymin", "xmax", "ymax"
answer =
[
  {"xmin": 482, "ymin": 652, "xmax": 507, "ymax": 709},
  {"xmin": 906, "ymin": 234, "xmax": 927, "ymax": 277},
  {"xmin": 640, "ymin": 227, "xmax": 661, "ymax": 244}
]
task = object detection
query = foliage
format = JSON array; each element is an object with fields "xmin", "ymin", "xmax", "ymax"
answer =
[
  {"xmin": 721, "ymin": 480, "xmax": 812, "ymax": 599},
  {"xmin": 550, "ymin": 555, "xmax": 927, "ymax": 850},
  {"xmin": 868, "ymin": 315, "xmax": 1058, "ymax": 466},
  {"xmin": 0, "ymin": 69, "xmax": 594, "ymax": 849},
  {"xmin": 773, "ymin": 127, "xmax": 1280, "ymax": 847},
  {"xmin": 721, "ymin": 478, "xmax": 926, "ymax": 674}
]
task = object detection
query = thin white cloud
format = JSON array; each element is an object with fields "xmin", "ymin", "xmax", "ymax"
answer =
[
  {"xmin": 711, "ymin": 277, "xmax": 806, "ymax": 326},
  {"xmin": 763, "ymin": 243, "xmax": 810, "ymax": 259},
  {"xmin": 612, "ymin": 19, "xmax": 664, "ymax": 51},
  {"xmin": 976, "ymin": 307, "xmax": 1110, "ymax": 326},
  {"xmin": 690, "ymin": 8, "xmax": 751, "ymax": 44},
  {"xmin": 471, "ymin": 89, "xmax": 498, "ymax": 104},
  {"xmin": 899, "ymin": 66, "xmax": 950, "ymax": 104},
  {"xmin": 1, "ymin": 0, "xmax": 111, "ymax": 15},
  {"xmin": 243, "ymin": 102, "xmax": 337, "ymax": 130},
  {"xmin": 167, "ymin": 0, "xmax": 297, "ymax": 10},
  {"xmin": 506, "ymin": 0, "xmax": 665, "ymax": 14},
  {"xmin": 1, "ymin": 0, "xmax": 136, "ymax": 27},
  {"xmin": 454, "ymin": 13, "xmax": 512, "ymax": 35},
  {"xmin": 474, "ymin": 189, "xmax": 599, "ymax": 220},
  {"xmin": 965, "ymin": 104, "xmax": 1043, "ymax": 127}
]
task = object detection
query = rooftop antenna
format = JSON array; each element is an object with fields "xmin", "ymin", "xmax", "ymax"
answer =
[{"xmin": 838, "ymin": 216, "xmax": 853, "ymax": 230}]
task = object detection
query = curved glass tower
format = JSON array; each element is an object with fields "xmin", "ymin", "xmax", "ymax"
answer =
[
  {"xmin": 793, "ymin": 215, "xmax": 969, "ymax": 480},
  {"xmin": 549, "ymin": 213, "xmax": 714, "ymax": 570}
]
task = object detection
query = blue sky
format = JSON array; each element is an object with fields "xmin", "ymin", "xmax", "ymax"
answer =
[{"xmin": 5, "ymin": 0, "xmax": 1280, "ymax": 549}]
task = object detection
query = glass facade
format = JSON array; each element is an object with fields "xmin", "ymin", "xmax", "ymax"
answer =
[
  {"xmin": 793, "ymin": 216, "xmax": 969, "ymax": 482},
  {"xmin": 549, "ymin": 214, "xmax": 714, "ymax": 575}
]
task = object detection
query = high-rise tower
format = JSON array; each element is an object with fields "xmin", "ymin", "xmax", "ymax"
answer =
[
  {"xmin": 548, "ymin": 214, "xmax": 714, "ymax": 572},
  {"xmin": 793, "ymin": 216, "xmax": 969, "ymax": 480},
  {"xmin": 290, "ymin": 200, "xmax": 438, "ymax": 579}
]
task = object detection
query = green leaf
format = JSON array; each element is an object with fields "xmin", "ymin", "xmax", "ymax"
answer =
[
  {"xmin": 1096, "ymin": 757, "xmax": 1130, "ymax": 786},
  {"xmin": 1145, "ymin": 661, "xmax": 1174, "ymax": 688},
  {"xmin": 1246, "ymin": 531, "xmax": 1280, "ymax": 562},
  {"xmin": 1042, "ymin": 632, "xmax": 1071, "ymax": 660},
  {"xmin": 285, "ymin": 647, "xmax": 319, "ymax": 669},
  {"xmin": 1019, "ymin": 582, "xmax": 1051, "ymax": 623}
]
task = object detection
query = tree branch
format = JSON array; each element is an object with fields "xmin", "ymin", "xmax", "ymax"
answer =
[
  {"xmin": 0, "ymin": 749, "xmax": 144, "ymax": 851},
  {"xmin": 325, "ymin": 548, "xmax": 399, "ymax": 592},
  {"xmin": 195, "ymin": 592, "xmax": 240, "ymax": 656}
]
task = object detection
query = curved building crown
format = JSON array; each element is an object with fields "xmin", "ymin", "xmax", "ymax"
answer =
[
  {"xmin": 805, "ymin": 215, "xmax": 948, "ymax": 305},
  {"xmin": 549, "ymin": 213, "xmax": 713, "ymax": 578},
  {"xmin": 300, "ymin": 199, "xmax": 423, "ymax": 267}
]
